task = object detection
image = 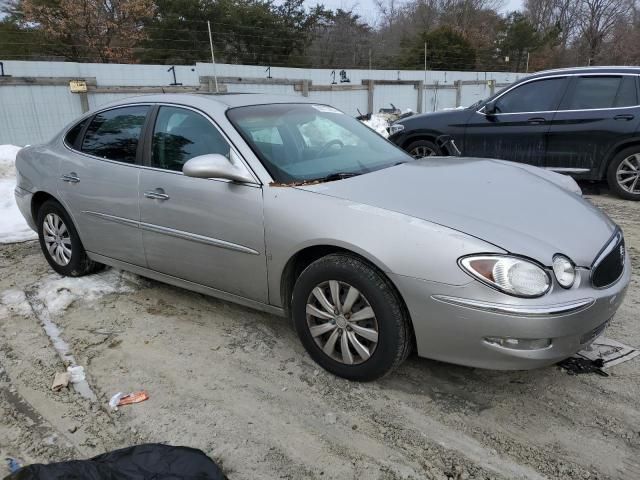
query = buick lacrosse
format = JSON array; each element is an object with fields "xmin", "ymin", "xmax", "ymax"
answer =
[{"xmin": 15, "ymin": 94, "xmax": 630, "ymax": 380}]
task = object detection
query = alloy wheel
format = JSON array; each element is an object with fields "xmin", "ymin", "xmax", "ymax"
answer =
[
  {"xmin": 409, "ymin": 146, "xmax": 436, "ymax": 159},
  {"xmin": 616, "ymin": 153, "xmax": 640, "ymax": 194},
  {"xmin": 305, "ymin": 280, "xmax": 379, "ymax": 365},
  {"xmin": 43, "ymin": 213, "xmax": 72, "ymax": 266}
]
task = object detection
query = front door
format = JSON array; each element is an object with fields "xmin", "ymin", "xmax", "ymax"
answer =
[
  {"xmin": 57, "ymin": 105, "xmax": 149, "ymax": 266},
  {"xmin": 546, "ymin": 75, "xmax": 640, "ymax": 177},
  {"xmin": 139, "ymin": 105, "xmax": 268, "ymax": 302},
  {"xmin": 464, "ymin": 76, "xmax": 568, "ymax": 166}
]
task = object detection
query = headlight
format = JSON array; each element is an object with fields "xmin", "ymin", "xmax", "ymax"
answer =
[
  {"xmin": 460, "ymin": 255, "xmax": 551, "ymax": 298},
  {"xmin": 552, "ymin": 255, "xmax": 575, "ymax": 288},
  {"xmin": 388, "ymin": 124, "xmax": 404, "ymax": 135}
]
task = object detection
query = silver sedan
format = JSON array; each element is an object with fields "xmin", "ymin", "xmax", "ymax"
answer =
[{"xmin": 15, "ymin": 94, "xmax": 630, "ymax": 380}]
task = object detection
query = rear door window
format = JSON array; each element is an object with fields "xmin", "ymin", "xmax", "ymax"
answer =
[
  {"xmin": 81, "ymin": 105, "xmax": 150, "ymax": 163},
  {"xmin": 494, "ymin": 77, "xmax": 565, "ymax": 113},
  {"xmin": 561, "ymin": 76, "xmax": 638, "ymax": 110}
]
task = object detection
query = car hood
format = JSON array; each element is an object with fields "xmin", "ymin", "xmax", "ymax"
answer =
[
  {"xmin": 299, "ymin": 157, "xmax": 616, "ymax": 267},
  {"xmin": 397, "ymin": 108, "xmax": 471, "ymax": 124}
]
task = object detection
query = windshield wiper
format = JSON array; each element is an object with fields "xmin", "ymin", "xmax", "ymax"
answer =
[
  {"xmin": 311, "ymin": 172, "xmax": 362, "ymax": 183},
  {"xmin": 270, "ymin": 171, "xmax": 362, "ymax": 187}
]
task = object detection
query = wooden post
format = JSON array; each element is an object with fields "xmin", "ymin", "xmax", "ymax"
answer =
[
  {"xmin": 302, "ymin": 80, "xmax": 309, "ymax": 97},
  {"xmin": 416, "ymin": 81, "xmax": 424, "ymax": 114},
  {"xmin": 367, "ymin": 79, "xmax": 374, "ymax": 114},
  {"xmin": 79, "ymin": 92, "xmax": 89, "ymax": 113},
  {"xmin": 454, "ymin": 80, "xmax": 462, "ymax": 107}
]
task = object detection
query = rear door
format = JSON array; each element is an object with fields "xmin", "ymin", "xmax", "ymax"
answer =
[
  {"xmin": 58, "ymin": 105, "xmax": 149, "ymax": 266},
  {"xmin": 463, "ymin": 76, "xmax": 568, "ymax": 166},
  {"xmin": 138, "ymin": 105, "xmax": 268, "ymax": 302},
  {"xmin": 546, "ymin": 74, "xmax": 640, "ymax": 177}
]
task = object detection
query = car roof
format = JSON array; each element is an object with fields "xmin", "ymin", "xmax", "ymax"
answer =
[
  {"xmin": 96, "ymin": 93, "xmax": 317, "ymax": 113},
  {"xmin": 529, "ymin": 66, "xmax": 640, "ymax": 78}
]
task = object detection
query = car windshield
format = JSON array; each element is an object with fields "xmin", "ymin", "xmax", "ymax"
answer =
[{"xmin": 227, "ymin": 103, "xmax": 411, "ymax": 183}]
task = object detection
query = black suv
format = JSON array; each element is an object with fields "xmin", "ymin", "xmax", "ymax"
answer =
[{"xmin": 388, "ymin": 67, "xmax": 640, "ymax": 200}]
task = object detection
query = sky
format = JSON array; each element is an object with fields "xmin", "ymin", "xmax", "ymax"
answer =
[{"xmin": 310, "ymin": 0, "xmax": 524, "ymax": 25}]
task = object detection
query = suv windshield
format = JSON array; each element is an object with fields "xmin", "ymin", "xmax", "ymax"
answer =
[{"xmin": 227, "ymin": 103, "xmax": 410, "ymax": 183}]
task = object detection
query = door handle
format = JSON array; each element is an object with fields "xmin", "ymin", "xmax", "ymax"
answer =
[
  {"xmin": 61, "ymin": 173, "xmax": 80, "ymax": 183},
  {"xmin": 527, "ymin": 117, "xmax": 547, "ymax": 125},
  {"xmin": 144, "ymin": 190, "xmax": 170, "ymax": 201},
  {"xmin": 614, "ymin": 114, "xmax": 635, "ymax": 121}
]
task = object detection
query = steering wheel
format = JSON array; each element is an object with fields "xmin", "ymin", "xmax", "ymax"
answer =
[{"xmin": 317, "ymin": 139, "xmax": 344, "ymax": 157}]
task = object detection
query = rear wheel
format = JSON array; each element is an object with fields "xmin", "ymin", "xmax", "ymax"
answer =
[
  {"xmin": 607, "ymin": 147, "xmax": 640, "ymax": 200},
  {"xmin": 291, "ymin": 254, "xmax": 412, "ymax": 381},
  {"xmin": 37, "ymin": 199, "xmax": 104, "ymax": 276},
  {"xmin": 406, "ymin": 139, "xmax": 441, "ymax": 159}
]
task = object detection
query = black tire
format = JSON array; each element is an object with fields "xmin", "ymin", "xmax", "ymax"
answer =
[
  {"xmin": 291, "ymin": 254, "xmax": 412, "ymax": 381},
  {"xmin": 405, "ymin": 139, "xmax": 442, "ymax": 159},
  {"xmin": 607, "ymin": 146, "xmax": 640, "ymax": 200},
  {"xmin": 36, "ymin": 199, "xmax": 104, "ymax": 276}
]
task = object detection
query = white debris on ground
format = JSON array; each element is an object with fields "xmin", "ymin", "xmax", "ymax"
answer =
[
  {"xmin": 361, "ymin": 114, "xmax": 390, "ymax": 138},
  {"xmin": 0, "ymin": 268, "xmax": 141, "ymax": 401},
  {"xmin": 0, "ymin": 144, "xmax": 38, "ymax": 244}
]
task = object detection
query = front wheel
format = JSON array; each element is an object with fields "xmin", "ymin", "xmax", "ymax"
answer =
[
  {"xmin": 291, "ymin": 254, "xmax": 412, "ymax": 381},
  {"xmin": 37, "ymin": 199, "xmax": 104, "ymax": 276},
  {"xmin": 406, "ymin": 139, "xmax": 441, "ymax": 159},
  {"xmin": 607, "ymin": 148, "xmax": 640, "ymax": 200}
]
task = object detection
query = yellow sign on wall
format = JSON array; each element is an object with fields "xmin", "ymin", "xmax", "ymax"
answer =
[{"xmin": 69, "ymin": 80, "xmax": 87, "ymax": 93}]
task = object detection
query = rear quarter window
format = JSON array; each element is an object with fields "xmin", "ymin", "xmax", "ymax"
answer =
[{"xmin": 64, "ymin": 118, "xmax": 89, "ymax": 149}]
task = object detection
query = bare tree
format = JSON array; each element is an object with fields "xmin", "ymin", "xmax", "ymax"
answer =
[
  {"xmin": 525, "ymin": 0, "xmax": 579, "ymax": 48},
  {"xmin": 577, "ymin": 0, "xmax": 632, "ymax": 64}
]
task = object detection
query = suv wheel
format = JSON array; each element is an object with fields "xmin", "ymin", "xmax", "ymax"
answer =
[
  {"xmin": 291, "ymin": 254, "xmax": 412, "ymax": 381},
  {"xmin": 37, "ymin": 199, "xmax": 104, "ymax": 276},
  {"xmin": 607, "ymin": 147, "xmax": 640, "ymax": 200},
  {"xmin": 406, "ymin": 139, "xmax": 441, "ymax": 159}
]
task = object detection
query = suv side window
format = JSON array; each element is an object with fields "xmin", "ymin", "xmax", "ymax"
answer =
[
  {"xmin": 561, "ymin": 76, "xmax": 638, "ymax": 110},
  {"xmin": 81, "ymin": 106, "xmax": 149, "ymax": 163},
  {"xmin": 495, "ymin": 77, "xmax": 565, "ymax": 114},
  {"xmin": 151, "ymin": 106, "xmax": 230, "ymax": 172}
]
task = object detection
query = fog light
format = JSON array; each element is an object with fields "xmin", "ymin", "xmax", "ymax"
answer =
[
  {"xmin": 552, "ymin": 255, "xmax": 575, "ymax": 288},
  {"xmin": 485, "ymin": 337, "xmax": 552, "ymax": 350}
]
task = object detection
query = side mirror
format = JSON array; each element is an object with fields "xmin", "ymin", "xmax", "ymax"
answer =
[
  {"xmin": 484, "ymin": 100, "xmax": 497, "ymax": 115},
  {"xmin": 182, "ymin": 153, "xmax": 254, "ymax": 183}
]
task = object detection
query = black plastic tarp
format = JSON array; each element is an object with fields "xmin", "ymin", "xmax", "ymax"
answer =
[{"xmin": 5, "ymin": 443, "xmax": 226, "ymax": 480}]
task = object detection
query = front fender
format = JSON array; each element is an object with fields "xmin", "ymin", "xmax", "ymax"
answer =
[{"xmin": 264, "ymin": 186, "xmax": 504, "ymax": 307}]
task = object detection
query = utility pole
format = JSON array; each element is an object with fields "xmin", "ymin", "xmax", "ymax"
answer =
[
  {"xmin": 424, "ymin": 42, "xmax": 428, "ymax": 113},
  {"xmin": 207, "ymin": 20, "xmax": 219, "ymax": 93}
]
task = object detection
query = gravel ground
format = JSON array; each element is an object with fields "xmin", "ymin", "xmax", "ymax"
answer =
[{"xmin": 1, "ymin": 192, "xmax": 639, "ymax": 480}]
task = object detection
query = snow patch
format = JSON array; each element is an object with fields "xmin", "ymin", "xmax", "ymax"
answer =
[
  {"xmin": 0, "ymin": 269, "xmax": 141, "ymax": 320},
  {"xmin": 0, "ymin": 144, "xmax": 38, "ymax": 244},
  {"xmin": 35, "ymin": 269, "xmax": 139, "ymax": 316},
  {"xmin": 361, "ymin": 114, "xmax": 390, "ymax": 138},
  {"xmin": 0, "ymin": 144, "xmax": 22, "ymax": 179},
  {"xmin": 0, "ymin": 289, "xmax": 32, "ymax": 317}
]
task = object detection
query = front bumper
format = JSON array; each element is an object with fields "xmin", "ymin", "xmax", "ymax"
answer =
[{"xmin": 390, "ymin": 255, "xmax": 631, "ymax": 370}]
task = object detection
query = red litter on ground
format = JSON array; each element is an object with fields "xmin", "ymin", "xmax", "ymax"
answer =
[{"xmin": 109, "ymin": 391, "xmax": 149, "ymax": 410}]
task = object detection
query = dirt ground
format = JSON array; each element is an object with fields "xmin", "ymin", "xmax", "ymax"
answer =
[{"xmin": 1, "ymin": 191, "xmax": 639, "ymax": 480}]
